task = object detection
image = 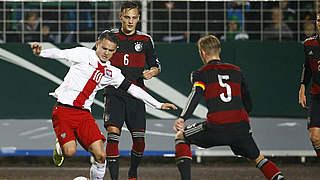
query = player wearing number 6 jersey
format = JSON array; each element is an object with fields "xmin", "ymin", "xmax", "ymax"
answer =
[
  {"xmin": 173, "ymin": 35, "xmax": 284, "ymax": 180},
  {"xmin": 100, "ymin": 2, "xmax": 161, "ymax": 180},
  {"xmin": 31, "ymin": 31, "xmax": 176, "ymax": 180}
]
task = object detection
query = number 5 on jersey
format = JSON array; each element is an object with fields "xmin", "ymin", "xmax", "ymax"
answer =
[{"xmin": 218, "ymin": 74, "xmax": 232, "ymax": 102}]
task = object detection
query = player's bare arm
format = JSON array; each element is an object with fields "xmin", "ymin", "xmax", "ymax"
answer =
[
  {"xmin": 299, "ymin": 84, "xmax": 307, "ymax": 108},
  {"xmin": 31, "ymin": 42, "xmax": 42, "ymax": 55},
  {"xmin": 173, "ymin": 118, "xmax": 185, "ymax": 132},
  {"xmin": 143, "ymin": 67, "xmax": 159, "ymax": 80}
]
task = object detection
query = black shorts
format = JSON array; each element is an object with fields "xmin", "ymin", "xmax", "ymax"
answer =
[
  {"xmin": 308, "ymin": 95, "xmax": 320, "ymax": 128},
  {"xmin": 183, "ymin": 121, "xmax": 260, "ymax": 159},
  {"xmin": 103, "ymin": 94, "xmax": 146, "ymax": 132}
]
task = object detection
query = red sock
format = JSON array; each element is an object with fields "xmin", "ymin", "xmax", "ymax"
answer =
[
  {"xmin": 175, "ymin": 142, "xmax": 192, "ymax": 160},
  {"xmin": 106, "ymin": 132, "xmax": 119, "ymax": 157},
  {"xmin": 257, "ymin": 159, "xmax": 282, "ymax": 180}
]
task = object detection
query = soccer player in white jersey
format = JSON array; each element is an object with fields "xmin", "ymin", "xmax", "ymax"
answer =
[{"xmin": 31, "ymin": 31, "xmax": 177, "ymax": 180}]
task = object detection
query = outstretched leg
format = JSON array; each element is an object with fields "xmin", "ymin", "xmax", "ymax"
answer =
[
  {"xmin": 254, "ymin": 154, "xmax": 284, "ymax": 180},
  {"xmin": 175, "ymin": 131, "xmax": 192, "ymax": 180}
]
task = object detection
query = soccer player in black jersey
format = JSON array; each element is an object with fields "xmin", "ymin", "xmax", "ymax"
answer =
[
  {"xmin": 173, "ymin": 35, "xmax": 285, "ymax": 180},
  {"xmin": 299, "ymin": 12, "xmax": 320, "ymax": 158},
  {"xmin": 102, "ymin": 2, "xmax": 161, "ymax": 180}
]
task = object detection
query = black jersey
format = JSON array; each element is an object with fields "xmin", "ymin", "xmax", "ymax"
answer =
[
  {"xmin": 302, "ymin": 35, "xmax": 320, "ymax": 95},
  {"xmin": 181, "ymin": 60, "xmax": 252, "ymax": 125},
  {"xmin": 104, "ymin": 28, "xmax": 160, "ymax": 96}
]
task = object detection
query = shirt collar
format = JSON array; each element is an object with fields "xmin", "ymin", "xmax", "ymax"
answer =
[
  {"xmin": 207, "ymin": 59, "xmax": 221, "ymax": 64},
  {"xmin": 119, "ymin": 27, "xmax": 137, "ymax": 38}
]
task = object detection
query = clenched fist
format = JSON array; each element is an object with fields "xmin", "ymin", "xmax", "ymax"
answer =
[{"xmin": 31, "ymin": 42, "xmax": 42, "ymax": 55}]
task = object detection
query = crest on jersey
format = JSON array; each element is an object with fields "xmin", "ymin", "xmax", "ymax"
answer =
[
  {"xmin": 134, "ymin": 42, "xmax": 143, "ymax": 52},
  {"xmin": 105, "ymin": 69, "xmax": 112, "ymax": 77},
  {"xmin": 60, "ymin": 132, "xmax": 66, "ymax": 138}
]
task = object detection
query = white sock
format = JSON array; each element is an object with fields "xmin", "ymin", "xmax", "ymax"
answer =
[{"xmin": 90, "ymin": 160, "xmax": 106, "ymax": 180}]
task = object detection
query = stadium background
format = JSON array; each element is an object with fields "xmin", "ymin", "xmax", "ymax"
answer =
[{"xmin": 0, "ymin": 1, "xmax": 319, "ymax": 180}]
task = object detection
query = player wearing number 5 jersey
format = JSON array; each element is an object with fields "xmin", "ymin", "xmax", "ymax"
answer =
[
  {"xmin": 173, "ymin": 35, "xmax": 284, "ymax": 180},
  {"xmin": 298, "ymin": 12, "xmax": 320, "ymax": 158},
  {"xmin": 100, "ymin": 2, "xmax": 161, "ymax": 180},
  {"xmin": 31, "ymin": 31, "xmax": 176, "ymax": 180}
]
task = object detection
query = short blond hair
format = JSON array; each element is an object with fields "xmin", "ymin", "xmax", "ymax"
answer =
[{"xmin": 197, "ymin": 35, "xmax": 220, "ymax": 56}]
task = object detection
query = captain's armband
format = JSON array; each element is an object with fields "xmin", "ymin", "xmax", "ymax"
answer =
[{"xmin": 193, "ymin": 81, "xmax": 205, "ymax": 91}]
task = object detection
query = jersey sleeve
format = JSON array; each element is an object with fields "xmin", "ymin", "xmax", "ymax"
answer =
[
  {"xmin": 190, "ymin": 70, "xmax": 205, "ymax": 89},
  {"xmin": 39, "ymin": 47, "xmax": 87, "ymax": 63},
  {"xmin": 145, "ymin": 37, "xmax": 161, "ymax": 72},
  {"xmin": 240, "ymin": 73, "xmax": 252, "ymax": 113},
  {"xmin": 300, "ymin": 45, "xmax": 312, "ymax": 86},
  {"xmin": 126, "ymin": 84, "xmax": 163, "ymax": 109},
  {"xmin": 180, "ymin": 70, "xmax": 205, "ymax": 121}
]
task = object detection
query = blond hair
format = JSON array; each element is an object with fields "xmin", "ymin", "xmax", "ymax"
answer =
[{"xmin": 197, "ymin": 35, "xmax": 221, "ymax": 56}]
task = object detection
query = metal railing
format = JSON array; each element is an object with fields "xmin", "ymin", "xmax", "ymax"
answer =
[{"xmin": 0, "ymin": 0, "xmax": 317, "ymax": 43}]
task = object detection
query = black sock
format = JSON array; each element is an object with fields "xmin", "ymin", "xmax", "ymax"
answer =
[
  {"xmin": 107, "ymin": 157, "xmax": 119, "ymax": 180},
  {"xmin": 177, "ymin": 158, "xmax": 191, "ymax": 180},
  {"xmin": 128, "ymin": 150, "xmax": 143, "ymax": 178}
]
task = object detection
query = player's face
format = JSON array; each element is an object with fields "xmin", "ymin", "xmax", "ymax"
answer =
[
  {"xmin": 95, "ymin": 39, "xmax": 117, "ymax": 63},
  {"xmin": 120, "ymin": 8, "xmax": 140, "ymax": 35},
  {"xmin": 317, "ymin": 14, "xmax": 320, "ymax": 32}
]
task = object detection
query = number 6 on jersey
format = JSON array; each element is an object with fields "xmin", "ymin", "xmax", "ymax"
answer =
[{"xmin": 124, "ymin": 54, "xmax": 129, "ymax": 65}]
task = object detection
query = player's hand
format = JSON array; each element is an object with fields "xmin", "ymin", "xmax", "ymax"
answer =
[
  {"xmin": 161, "ymin": 103, "xmax": 177, "ymax": 110},
  {"xmin": 173, "ymin": 118, "xmax": 185, "ymax": 132},
  {"xmin": 143, "ymin": 67, "xmax": 159, "ymax": 80},
  {"xmin": 298, "ymin": 85, "xmax": 307, "ymax": 108},
  {"xmin": 31, "ymin": 42, "xmax": 42, "ymax": 55}
]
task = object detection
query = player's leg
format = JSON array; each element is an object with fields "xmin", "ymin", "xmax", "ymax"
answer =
[
  {"xmin": 125, "ymin": 97, "xmax": 146, "ymax": 180},
  {"xmin": 254, "ymin": 154, "xmax": 284, "ymax": 180},
  {"xmin": 175, "ymin": 131, "xmax": 192, "ymax": 180},
  {"xmin": 230, "ymin": 132, "xmax": 284, "ymax": 180},
  {"xmin": 103, "ymin": 95, "xmax": 125, "ymax": 180},
  {"xmin": 175, "ymin": 121, "xmax": 209, "ymax": 180},
  {"xmin": 105, "ymin": 126, "xmax": 121, "ymax": 180},
  {"xmin": 53, "ymin": 139, "xmax": 76, "ymax": 166},
  {"xmin": 309, "ymin": 127, "xmax": 320, "ymax": 157},
  {"xmin": 51, "ymin": 105, "xmax": 79, "ymax": 166},
  {"xmin": 75, "ymin": 113, "xmax": 106, "ymax": 180},
  {"xmin": 88, "ymin": 140, "xmax": 107, "ymax": 180},
  {"xmin": 308, "ymin": 95, "xmax": 320, "ymax": 157},
  {"xmin": 128, "ymin": 129, "xmax": 145, "ymax": 180}
]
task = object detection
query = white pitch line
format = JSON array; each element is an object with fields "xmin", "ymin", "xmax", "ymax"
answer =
[
  {"xmin": 122, "ymin": 127, "xmax": 175, "ymax": 137},
  {"xmin": 29, "ymin": 132, "xmax": 54, "ymax": 140},
  {"xmin": 19, "ymin": 127, "xmax": 49, "ymax": 136}
]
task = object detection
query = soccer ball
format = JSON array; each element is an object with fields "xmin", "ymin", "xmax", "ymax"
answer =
[{"xmin": 73, "ymin": 176, "xmax": 89, "ymax": 180}]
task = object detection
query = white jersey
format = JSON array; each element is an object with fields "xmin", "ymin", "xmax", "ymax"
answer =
[{"xmin": 40, "ymin": 47, "xmax": 162, "ymax": 111}]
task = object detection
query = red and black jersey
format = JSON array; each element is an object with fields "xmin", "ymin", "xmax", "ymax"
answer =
[
  {"xmin": 105, "ymin": 28, "xmax": 160, "ymax": 96},
  {"xmin": 180, "ymin": 60, "xmax": 252, "ymax": 125},
  {"xmin": 301, "ymin": 35, "xmax": 320, "ymax": 95}
]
